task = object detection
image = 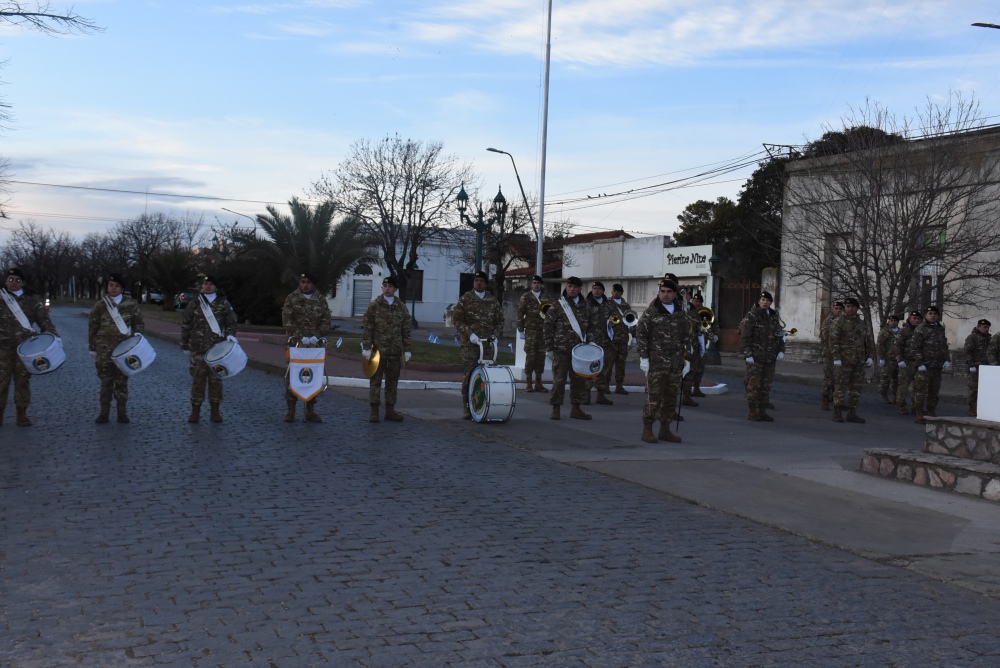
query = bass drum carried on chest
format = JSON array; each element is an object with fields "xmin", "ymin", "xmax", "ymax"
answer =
[{"xmin": 468, "ymin": 338, "xmax": 516, "ymax": 423}]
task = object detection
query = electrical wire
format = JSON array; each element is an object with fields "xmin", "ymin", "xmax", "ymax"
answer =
[{"xmin": 6, "ymin": 179, "xmax": 296, "ymax": 205}]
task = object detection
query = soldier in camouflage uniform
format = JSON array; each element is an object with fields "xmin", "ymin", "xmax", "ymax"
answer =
[
  {"xmin": 282, "ymin": 272, "xmax": 331, "ymax": 423},
  {"xmin": 181, "ymin": 276, "xmax": 238, "ymax": 424},
  {"xmin": 829, "ymin": 297, "xmax": 873, "ymax": 423},
  {"xmin": 962, "ymin": 318, "xmax": 991, "ymax": 417},
  {"xmin": 453, "ymin": 271, "xmax": 504, "ymax": 420},
  {"xmin": 737, "ymin": 290, "xmax": 786, "ymax": 421},
  {"xmin": 586, "ymin": 281, "xmax": 618, "ymax": 406},
  {"xmin": 1, "ymin": 267, "xmax": 60, "ymax": 427},
  {"xmin": 515, "ymin": 275, "xmax": 552, "ymax": 393},
  {"xmin": 819, "ymin": 300, "xmax": 843, "ymax": 410},
  {"xmin": 686, "ymin": 293, "xmax": 717, "ymax": 399},
  {"xmin": 362, "ymin": 276, "xmax": 412, "ymax": 423},
  {"xmin": 908, "ymin": 305, "xmax": 951, "ymax": 424},
  {"xmin": 607, "ymin": 283, "xmax": 633, "ymax": 395},
  {"xmin": 892, "ymin": 310, "xmax": 923, "ymax": 415},
  {"xmin": 88, "ymin": 272, "xmax": 143, "ymax": 424},
  {"xmin": 543, "ymin": 276, "xmax": 594, "ymax": 420},
  {"xmin": 875, "ymin": 314, "xmax": 902, "ymax": 404},
  {"xmin": 637, "ymin": 278, "xmax": 690, "ymax": 443}
]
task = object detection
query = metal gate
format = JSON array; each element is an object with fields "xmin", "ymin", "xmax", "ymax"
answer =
[
  {"xmin": 716, "ymin": 279, "xmax": 760, "ymax": 351},
  {"xmin": 352, "ymin": 279, "xmax": 372, "ymax": 316}
]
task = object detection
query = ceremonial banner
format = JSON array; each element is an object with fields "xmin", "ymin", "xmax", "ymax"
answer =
[{"xmin": 287, "ymin": 347, "xmax": 327, "ymax": 401}]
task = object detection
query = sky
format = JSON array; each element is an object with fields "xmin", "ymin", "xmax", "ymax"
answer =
[{"xmin": 3, "ymin": 0, "xmax": 1000, "ymax": 242}]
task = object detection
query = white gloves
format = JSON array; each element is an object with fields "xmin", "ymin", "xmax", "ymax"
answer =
[
  {"xmin": 469, "ymin": 333, "xmax": 480, "ymax": 344},
  {"xmin": 970, "ymin": 366, "xmax": 978, "ymax": 373},
  {"xmin": 404, "ymin": 352, "xmax": 411, "ymax": 363},
  {"xmin": 682, "ymin": 360, "xmax": 691, "ymax": 377},
  {"xmin": 777, "ymin": 352, "xmax": 784, "ymax": 361},
  {"xmin": 943, "ymin": 361, "xmax": 951, "ymax": 370},
  {"xmin": 712, "ymin": 334, "xmax": 719, "ymax": 343},
  {"xmin": 746, "ymin": 356, "xmax": 754, "ymax": 364},
  {"xmin": 879, "ymin": 359, "xmax": 885, "ymax": 367},
  {"xmin": 519, "ymin": 331, "xmax": 525, "ymax": 340},
  {"xmin": 833, "ymin": 359, "xmax": 842, "ymax": 366},
  {"xmin": 639, "ymin": 358, "xmax": 650, "ymax": 374},
  {"xmin": 866, "ymin": 357, "xmax": 873, "ymax": 367},
  {"xmin": 546, "ymin": 351, "xmax": 554, "ymax": 360},
  {"xmin": 918, "ymin": 364, "xmax": 927, "ymax": 372},
  {"xmin": 362, "ymin": 349, "xmax": 372, "ymax": 360},
  {"xmin": 227, "ymin": 334, "xmax": 237, "ymax": 343},
  {"xmin": 301, "ymin": 335, "xmax": 317, "ymax": 345},
  {"xmin": 898, "ymin": 361, "xmax": 906, "ymax": 368}
]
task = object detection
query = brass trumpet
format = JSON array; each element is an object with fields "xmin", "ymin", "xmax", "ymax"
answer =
[
  {"xmin": 609, "ymin": 314, "xmax": 622, "ymax": 326},
  {"xmin": 622, "ymin": 310, "xmax": 639, "ymax": 327},
  {"xmin": 696, "ymin": 306, "xmax": 715, "ymax": 332}
]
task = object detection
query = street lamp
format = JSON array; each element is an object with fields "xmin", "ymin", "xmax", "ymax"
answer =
[
  {"xmin": 455, "ymin": 184, "xmax": 508, "ymax": 273},
  {"xmin": 221, "ymin": 207, "xmax": 257, "ymax": 236},
  {"xmin": 212, "ymin": 234, "xmax": 232, "ymax": 259},
  {"xmin": 486, "ymin": 147, "xmax": 539, "ymax": 245},
  {"xmin": 705, "ymin": 253, "xmax": 722, "ymax": 365}
]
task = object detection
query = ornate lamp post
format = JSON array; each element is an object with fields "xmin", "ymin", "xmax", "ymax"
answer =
[
  {"xmin": 705, "ymin": 253, "xmax": 722, "ymax": 365},
  {"xmin": 211, "ymin": 234, "xmax": 232, "ymax": 259},
  {"xmin": 455, "ymin": 184, "xmax": 508, "ymax": 273}
]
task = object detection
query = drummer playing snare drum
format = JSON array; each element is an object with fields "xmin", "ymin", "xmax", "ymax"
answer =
[
  {"xmin": 180, "ymin": 275, "xmax": 238, "ymax": 424},
  {"xmin": 88, "ymin": 272, "xmax": 143, "ymax": 424}
]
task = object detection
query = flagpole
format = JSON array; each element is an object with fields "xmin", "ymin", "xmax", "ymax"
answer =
[{"xmin": 536, "ymin": 0, "xmax": 553, "ymax": 280}]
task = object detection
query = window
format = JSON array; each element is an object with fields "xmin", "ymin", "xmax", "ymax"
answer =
[
  {"xmin": 627, "ymin": 279, "xmax": 648, "ymax": 305},
  {"xmin": 400, "ymin": 270, "xmax": 424, "ymax": 302}
]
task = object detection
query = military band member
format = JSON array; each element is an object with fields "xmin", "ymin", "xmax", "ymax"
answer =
[
  {"xmin": 282, "ymin": 272, "xmax": 331, "ymax": 423},
  {"xmin": 737, "ymin": 290, "xmax": 785, "ymax": 421},
  {"xmin": 453, "ymin": 271, "xmax": 504, "ymax": 420},
  {"xmin": 819, "ymin": 300, "xmax": 844, "ymax": 410},
  {"xmin": 543, "ymin": 276, "xmax": 594, "ymax": 420},
  {"xmin": 515, "ymin": 275, "xmax": 552, "ymax": 393},
  {"xmin": 362, "ymin": 276, "xmax": 412, "ymax": 423},
  {"xmin": 607, "ymin": 283, "xmax": 632, "ymax": 395},
  {"xmin": 637, "ymin": 278, "xmax": 690, "ymax": 443},
  {"xmin": 686, "ymin": 293, "xmax": 717, "ymax": 399},
  {"xmin": 829, "ymin": 297, "xmax": 872, "ymax": 423},
  {"xmin": 181, "ymin": 276, "xmax": 238, "ymax": 424},
  {"xmin": 1, "ymin": 267, "xmax": 59, "ymax": 427},
  {"xmin": 893, "ymin": 310, "xmax": 923, "ymax": 415},
  {"xmin": 963, "ymin": 318, "xmax": 991, "ymax": 417},
  {"xmin": 908, "ymin": 305, "xmax": 951, "ymax": 425},
  {"xmin": 586, "ymin": 281, "xmax": 617, "ymax": 406},
  {"xmin": 88, "ymin": 272, "xmax": 143, "ymax": 424},
  {"xmin": 876, "ymin": 314, "xmax": 902, "ymax": 404}
]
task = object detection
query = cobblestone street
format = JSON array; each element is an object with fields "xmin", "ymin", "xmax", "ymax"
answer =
[{"xmin": 2, "ymin": 307, "xmax": 1000, "ymax": 667}]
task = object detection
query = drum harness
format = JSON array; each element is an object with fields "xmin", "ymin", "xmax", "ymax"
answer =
[
  {"xmin": 102, "ymin": 295, "xmax": 132, "ymax": 336},
  {"xmin": 558, "ymin": 296, "xmax": 586, "ymax": 344},
  {"xmin": 1, "ymin": 289, "xmax": 32, "ymax": 331},
  {"xmin": 198, "ymin": 294, "xmax": 223, "ymax": 339}
]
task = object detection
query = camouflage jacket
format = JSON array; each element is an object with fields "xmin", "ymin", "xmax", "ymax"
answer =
[
  {"xmin": 963, "ymin": 328, "xmax": 991, "ymax": 369},
  {"xmin": 362, "ymin": 295, "xmax": 411, "ymax": 357},
  {"xmin": 586, "ymin": 294, "xmax": 618, "ymax": 348},
  {"xmin": 819, "ymin": 314, "xmax": 839, "ymax": 358},
  {"xmin": 88, "ymin": 296, "xmax": 143, "ymax": 351},
  {"xmin": 282, "ymin": 289, "xmax": 331, "ymax": 344},
  {"xmin": 515, "ymin": 290, "xmax": 553, "ymax": 333},
  {"xmin": 830, "ymin": 314, "xmax": 870, "ymax": 365},
  {"xmin": 609, "ymin": 297, "xmax": 633, "ymax": 342},
  {"xmin": 181, "ymin": 295, "xmax": 238, "ymax": 355},
  {"xmin": 543, "ymin": 293, "xmax": 593, "ymax": 355},
  {"xmin": 636, "ymin": 298, "xmax": 691, "ymax": 368},
  {"xmin": 908, "ymin": 322, "xmax": 951, "ymax": 369},
  {"xmin": 737, "ymin": 305, "xmax": 786, "ymax": 362},
  {"xmin": 988, "ymin": 334, "xmax": 1000, "ymax": 366},
  {"xmin": 1, "ymin": 288, "xmax": 59, "ymax": 348},
  {"xmin": 453, "ymin": 290, "xmax": 503, "ymax": 347},
  {"xmin": 876, "ymin": 326, "xmax": 902, "ymax": 363},
  {"xmin": 892, "ymin": 323, "xmax": 920, "ymax": 363}
]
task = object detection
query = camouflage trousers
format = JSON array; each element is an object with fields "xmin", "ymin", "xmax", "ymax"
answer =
[
  {"xmin": 593, "ymin": 343, "xmax": 613, "ymax": 393},
  {"xmin": 643, "ymin": 364, "xmax": 682, "ymax": 423},
  {"xmin": 913, "ymin": 368, "xmax": 942, "ymax": 413},
  {"xmin": 833, "ymin": 364, "xmax": 863, "ymax": 409},
  {"xmin": 369, "ymin": 355, "xmax": 401, "ymax": 406},
  {"xmin": 551, "ymin": 352, "xmax": 588, "ymax": 406},
  {"xmin": 744, "ymin": 361, "xmax": 775, "ymax": 408},
  {"xmin": 190, "ymin": 352, "xmax": 223, "ymax": 404},
  {"xmin": 0, "ymin": 344, "xmax": 30, "ymax": 409},
  {"xmin": 523, "ymin": 328, "xmax": 546, "ymax": 382},
  {"xmin": 682, "ymin": 352, "xmax": 706, "ymax": 395},
  {"xmin": 461, "ymin": 343, "xmax": 495, "ymax": 407},
  {"xmin": 879, "ymin": 361, "xmax": 899, "ymax": 398},
  {"xmin": 605, "ymin": 336, "xmax": 629, "ymax": 386},
  {"xmin": 96, "ymin": 347, "xmax": 129, "ymax": 405},
  {"xmin": 896, "ymin": 365, "xmax": 915, "ymax": 408},
  {"xmin": 968, "ymin": 371, "xmax": 980, "ymax": 411},
  {"xmin": 821, "ymin": 356, "xmax": 834, "ymax": 400}
]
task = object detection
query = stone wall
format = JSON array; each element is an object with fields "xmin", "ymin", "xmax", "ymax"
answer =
[
  {"xmin": 924, "ymin": 417, "xmax": 1000, "ymax": 464},
  {"xmin": 861, "ymin": 449, "xmax": 1000, "ymax": 502}
]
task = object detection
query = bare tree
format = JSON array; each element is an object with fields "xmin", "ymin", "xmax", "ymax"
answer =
[
  {"xmin": 0, "ymin": 219, "xmax": 78, "ymax": 295},
  {"xmin": 0, "ymin": 1, "xmax": 101, "ymax": 34},
  {"xmin": 310, "ymin": 134, "xmax": 475, "ymax": 297},
  {"xmin": 782, "ymin": 94, "xmax": 1000, "ymax": 334}
]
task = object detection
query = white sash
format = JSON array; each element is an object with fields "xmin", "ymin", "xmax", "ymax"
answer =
[
  {"xmin": 287, "ymin": 347, "xmax": 327, "ymax": 401},
  {"xmin": 199, "ymin": 295, "xmax": 222, "ymax": 337},
  {"xmin": 558, "ymin": 297, "xmax": 585, "ymax": 343},
  {"xmin": 103, "ymin": 295, "xmax": 131, "ymax": 336},
  {"xmin": 533, "ymin": 291, "xmax": 542, "ymax": 304},
  {"xmin": 1, "ymin": 289, "xmax": 32, "ymax": 330}
]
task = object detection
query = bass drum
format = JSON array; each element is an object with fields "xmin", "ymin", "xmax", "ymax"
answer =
[
  {"xmin": 17, "ymin": 332, "xmax": 66, "ymax": 375},
  {"xmin": 468, "ymin": 364, "xmax": 516, "ymax": 423}
]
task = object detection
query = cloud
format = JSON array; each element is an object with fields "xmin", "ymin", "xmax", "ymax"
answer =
[{"xmin": 209, "ymin": 0, "xmax": 366, "ymax": 14}]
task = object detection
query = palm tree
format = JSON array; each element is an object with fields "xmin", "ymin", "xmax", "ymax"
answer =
[{"xmin": 231, "ymin": 197, "xmax": 375, "ymax": 296}]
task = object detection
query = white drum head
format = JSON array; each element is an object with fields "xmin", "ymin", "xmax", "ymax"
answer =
[
  {"xmin": 112, "ymin": 334, "xmax": 142, "ymax": 357},
  {"xmin": 205, "ymin": 339, "xmax": 234, "ymax": 362},
  {"xmin": 17, "ymin": 332, "xmax": 55, "ymax": 355}
]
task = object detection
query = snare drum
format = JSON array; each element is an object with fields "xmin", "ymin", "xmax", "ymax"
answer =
[
  {"xmin": 17, "ymin": 332, "xmax": 66, "ymax": 375},
  {"xmin": 571, "ymin": 342, "xmax": 604, "ymax": 378},
  {"xmin": 204, "ymin": 339, "xmax": 247, "ymax": 379},
  {"xmin": 111, "ymin": 333, "xmax": 156, "ymax": 376},
  {"xmin": 468, "ymin": 364, "xmax": 516, "ymax": 423}
]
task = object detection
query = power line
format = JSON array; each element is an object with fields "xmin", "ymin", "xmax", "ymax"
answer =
[{"xmin": 6, "ymin": 179, "xmax": 297, "ymax": 205}]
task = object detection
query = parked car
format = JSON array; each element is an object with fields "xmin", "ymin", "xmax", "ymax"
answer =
[
  {"xmin": 147, "ymin": 289, "xmax": 165, "ymax": 305},
  {"xmin": 174, "ymin": 290, "xmax": 199, "ymax": 310}
]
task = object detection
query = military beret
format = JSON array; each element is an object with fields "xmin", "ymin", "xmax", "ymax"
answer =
[
  {"xmin": 383, "ymin": 276, "xmax": 399, "ymax": 288},
  {"xmin": 592, "ymin": 281, "xmax": 605, "ymax": 290},
  {"xmin": 909, "ymin": 310, "xmax": 923, "ymax": 319},
  {"xmin": 760, "ymin": 290, "xmax": 773, "ymax": 301},
  {"xmin": 299, "ymin": 272, "xmax": 317, "ymax": 283},
  {"xmin": 612, "ymin": 283, "xmax": 624, "ymax": 292},
  {"xmin": 566, "ymin": 276, "xmax": 583, "ymax": 287},
  {"xmin": 978, "ymin": 319, "xmax": 991, "ymax": 327},
  {"xmin": 107, "ymin": 272, "xmax": 125, "ymax": 286},
  {"xmin": 474, "ymin": 270, "xmax": 488, "ymax": 281},
  {"xmin": 664, "ymin": 273, "xmax": 678, "ymax": 283},
  {"xmin": 201, "ymin": 275, "xmax": 217, "ymax": 285},
  {"xmin": 844, "ymin": 297, "xmax": 860, "ymax": 307},
  {"xmin": 660, "ymin": 279, "xmax": 679, "ymax": 292},
  {"xmin": 6, "ymin": 267, "xmax": 24, "ymax": 279},
  {"xmin": 833, "ymin": 301, "xmax": 845, "ymax": 308},
  {"xmin": 691, "ymin": 293, "xmax": 704, "ymax": 302},
  {"xmin": 887, "ymin": 314, "xmax": 901, "ymax": 321},
  {"xmin": 531, "ymin": 275, "xmax": 543, "ymax": 283},
  {"xmin": 926, "ymin": 305, "xmax": 940, "ymax": 315}
]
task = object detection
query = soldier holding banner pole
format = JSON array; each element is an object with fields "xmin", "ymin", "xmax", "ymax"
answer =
[{"xmin": 282, "ymin": 272, "xmax": 331, "ymax": 423}]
